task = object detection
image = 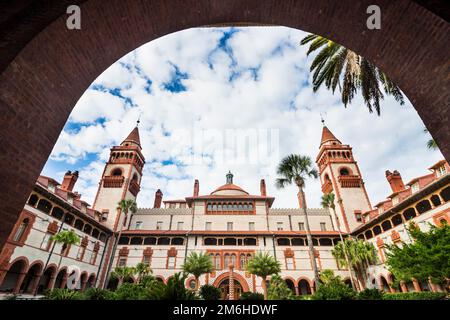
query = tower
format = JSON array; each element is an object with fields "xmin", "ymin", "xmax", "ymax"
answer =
[
  {"xmin": 93, "ymin": 125, "xmax": 145, "ymax": 231},
  {"xmin": 316, "ymin": 124, "xmax": 372, "ymax": 232}
]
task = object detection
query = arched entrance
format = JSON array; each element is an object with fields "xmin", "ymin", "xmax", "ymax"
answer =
[
  {"xmin": 284, "ymin": 278, "xmax": 297, "ymax": 295},
  {"xmin": 217, "ymin": 279, "xmax": 244, "ymax": 300},
  {"xmin": 19, "ymin": 262, "xmax": 43, "ymax": 294},
  {"xmin": 86, "ymin": 274, "xmax": 96, "ymax": 289},
  {"xmin": 53, "ymin": 269, "xmax": 68, "ymax": 289},
  {"xmin": 37, "ymin": 266, "xmax": 57, "ymax": 294},
  {"xmin": 0, "ymin": 0, "xmax": 448, "ymax": 252},
  {"xmin": 0, "ymin": 258, "xmax": 28, "ymax": 293},
  {"xmin": 298, "ymin": 278, "xmax": 312, "ymax": 295},
  {"xmin": 379, "ymin": 275, "xmax": 390, "ymax": 293}
]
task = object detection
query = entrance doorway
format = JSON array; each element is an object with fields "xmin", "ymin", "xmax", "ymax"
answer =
[{"xmin": 218, "ymin": 279, "xmax": 243, "ymax": 300}]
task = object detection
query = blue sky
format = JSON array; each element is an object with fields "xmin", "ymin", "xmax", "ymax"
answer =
[{"xmin": 42, "ymin": 27, "xmax": 443, "ymax": 209}]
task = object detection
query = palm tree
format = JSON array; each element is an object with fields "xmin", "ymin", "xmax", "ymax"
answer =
[
  {"xmin": 50, "ymin": 230, "xmax": 80, "ymax": 269},
  {"xmin": 135, "ymin": 262, "xmax": 152, "ymax": 284},
  {"xmin": 276, "ymin": 154, "xmax": 320, "ymax": 287},
  {"xmin": 182, "ymin": 252, "xmax": 214, "ymax": 292},
  {"xmin": 110, "ymin": 266, "xmax": 136, "ymax": 288},
  {"xmin": 424, "ymin": 128, "xmax": 438, "ymax": 150},
  {"xmin": 332, "ymin": 239, "xmax": 378, "ymax": 289},
  {"xmin": 321, "ymin": 192, "xmax": 357, "ymax": 290},
  {"xmin": 246, "ymin": 252, "xmax": 281, "ymax": 300},
  {"xmin": 300, "ymin": 34, "xmax": 404, "ymax": 115},
  {"xmin": 103, "ymin": 199, "xmax": 138, "ymax": 289}
]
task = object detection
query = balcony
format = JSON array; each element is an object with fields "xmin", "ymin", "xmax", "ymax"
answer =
[
  {"xmin": 103, "ymin": 176, "xmax": 124, "ymax": 188},
  {"xmin": 129, "ymin": 179, "xmax": 140, "ymax": 196},
  {"xmin": 338, "ymin": 175, "xmax": 362, "ymax": 188}
]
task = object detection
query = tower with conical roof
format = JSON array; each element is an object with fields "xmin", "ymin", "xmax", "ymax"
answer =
[
  {"xmin": 316, "ymin": 123, "xmax": 372, "ymax": 232},
  {"xmin": 93, "ymin": 123, "xmax": 145, "ymax": 230}
]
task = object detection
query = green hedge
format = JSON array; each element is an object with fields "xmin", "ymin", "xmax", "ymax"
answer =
[{"xmin": 383, "ymin": 292, "xmax": 447, "ymax": 300}]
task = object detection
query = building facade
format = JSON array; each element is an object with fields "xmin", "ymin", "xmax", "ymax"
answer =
[{"xmin": 0, "ymin": 125, "xmax": 449, "ymax": 298}]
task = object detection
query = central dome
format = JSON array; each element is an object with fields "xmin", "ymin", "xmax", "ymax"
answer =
[{"xmin": 211, "ymin": 171, "xmax": 249, "ymax": 196}]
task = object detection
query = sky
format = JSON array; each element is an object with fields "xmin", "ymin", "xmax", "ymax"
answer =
[{"xmin": 41, "ymin": 26, "xmax": 444, "ymax": 209}]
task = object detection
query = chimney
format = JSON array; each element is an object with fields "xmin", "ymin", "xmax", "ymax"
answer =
[
  {"xmin": 153, "ymin": 189, "xmax": 163, "ymax": 208},
  {"xmin": 297, "ymin": 191, "xmax": 307, "ymax": 209},
  {"xmin": 193, "ymin": 179, "xmax": 199, "ymax": 197},
  {"xmin": 260, "ymin": 179, "xmax": 267, "ymax": 196},
  {"xmin": 385, "ymin": 170, "xmax": 405, "ymax": 193},
  {"xmin": 61, "ymin": 170, "xmax": 78, "ymax": 191}
]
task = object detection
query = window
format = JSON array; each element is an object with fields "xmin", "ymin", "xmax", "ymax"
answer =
[
  {"xmin": 437, "ymin": 165, "xmax": 446, "ymax": 177},
  {"xmin": 240, "ymin": 254, "xmax": 247, "ymax": 269},
  {"xmin": 227, "ymin": 222, "xmax": 233, "ymax": 231},
  {"xmin": 177, "ymin": 222, "xmax": 184, "ymax": 230},
  {"xmin": 41, "ymin": 233, "xmax": 52, "ymax": 251},
  {"xmin": 205, "ymin": 222, "xmax": 212, "ymax": 230},
  {"xmin": 355, "ymin": 211, "xmax": 362, "ymax": 222},
  {"xmin": 156, "ymin": 221, "xmax": 163, "ymax": 230},
  {"xmin": 286, "ymin": 257, "xmax": 294, "ymax": 270},
  {"xmin": 118, "ymin": 257, "xmax": 127, "ymax": 267},
  {"xmin": 143, "ymin": 255, "xmax": 151, "ymax": 266},
  {"xmin": 101, "ymin": 210, "xmax": 109, "ymax": 222},
  {"xmin": 13, "ymin": 218, "xmax": 29, "ymax": 242},
  {"xmin": 135, "ymin": 221, "xmax": 143, "ymax": 230},
  {"xmin": 392, "ymin": 196, "xmax": 399, "ymax": 205},
  {"xmin": 339, "ymin": 168, "xmax": 350, "ymax": 176},
  {"xmin": 277, "ymin": 222, "xmax": 283, "ymax": 231},
  {"xmin": 298, "ymin": 222, "xmax": 304, "ymax": 231},
  {"xmin": 411, "ymin": 182, "xmax": 419, "ymax": 193},
  {"xmin": 249, "ymin": 222, "xmax": 255, "ymax": 231},
  {"xmin": 320, "ymin": 223, "xmax": 326, "ymax": 231},
  {"xmin": 167, "ymin": 257, "xmax": 176, "ymax": 269},
  {"xmin": 215, "ymin": 254, "xmax": 221, "ymax": 270}
]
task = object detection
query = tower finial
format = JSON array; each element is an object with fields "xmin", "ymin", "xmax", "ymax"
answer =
[
  {"xmin": 226, "ymin": 171, "xmax": 233, "ymax": 184},
  {"xmin": 320, "ymin": 112, "xmax": 325, "ymax": 126},
  {"xmin": 136, "ymin": 114, "xmax": 141, "ymax": 127}
]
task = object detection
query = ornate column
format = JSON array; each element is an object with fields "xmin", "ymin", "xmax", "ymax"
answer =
[
  {"xmin": 47, "ymin": 273, "xmax": 57, "ymax": 291},
  {"xmin": 228, "ymin": 264, "xmax": 234, "ymax": 300},
  {"xmin": 29, "ymin": 273, "xmax": 43, "ymax": 294}
]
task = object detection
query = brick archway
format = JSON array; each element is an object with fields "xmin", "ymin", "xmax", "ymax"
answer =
[
  {"xmin": 0, "ymin": 0, "xmax": 449, "ymax": 249},
  {"xmin": 213, "ymin": 272, "xmax": 250, "ymax": 292}
]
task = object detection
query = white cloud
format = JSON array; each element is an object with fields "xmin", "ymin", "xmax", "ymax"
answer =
[{"xmin": 43, "ymin": 27, "xmax": 444, "ymax": 210}]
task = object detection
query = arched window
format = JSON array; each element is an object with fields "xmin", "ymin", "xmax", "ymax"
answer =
[
  {"xmin": 27, "ymin": 194, "xmax": 39, "ymax": 206},
  {"xmin": 324, "ymin": 174, "xmax": 331, "ymax": 182},
  {"xmin": 291, "ymin": 238, "xmax": 305, "ymax": 246},
  {"xmin": 171, "ymin": 237, "xmax": 184, "ymax": 245},
  {"xmin": 416, "ymin": 200, "xmax": 432, "ymax": 214},
  {"xmin": 240, "ymin": 254, "xmax": 246, "ymax": 269},
  {"xmin": 233, "ymin": 204, "xmax": 238, "ymax": 210},
  {"xmin": 403, "ymin": 208, "xmax": 416, "ymax": 221},
  {"xmin": 277, "ymin": 238, "xmax": 290, "ymax": 246},
  {"xmin": 13, "ymin": 218, "xmax": 29, "ymax": 242},
  {"xmin": 364, "ymin": 230, "xmax": 373, "ymax": 239},
  {"xmin": 74, "ymin": 219, "xmax": 84, "ymax": 230},
  {"xmin": 440, "ymin": 186, "xmax": 450, "ymax": 202},
  {"xmin": 83, "ymin": 224, "xmax": 92, "ymax": 235},
  {"xmin": 50, "ymin": 207, "xmax": 64, "ymax": 219},
  {"xmin": 243, "ymin": 238, "xmax": 257, "ymax": 246},
  {"xmin": 373, "ymin": 225, "xmax": 382, "ymax": 235},
  {"xmin": 157, "ymin": 237, "xmax": 170, "ymax": 245},
  {"xmin": 430, "ymin": 195, "xmax": 441, "ymax": 207},
  {"xmin": 99, "ymin": 233, "xmax": 107, "ymax": 242},
  {"xmin": 381, "ymin": 220, "xmax": 392, "ymax": 232},
  {"xmin": 230, "ymin": 254, "xmax": 236, "ymax": 267},
  {"xmin": 312, "ymin": 238, "xmax": 319, "ymax": 246},
  {"xmin": 132, "ymin": 173, "xmax": 138, "ymax": 182},
  {"xmin": 217, "ymin": 204, "xmax": 222, "ymax": 211},
  {"xmin": 215, "ymin": 254, "xmax": 221, "ymax": 270},
  {"xmin": 391, "ymin": 214, "xmax": 403, "ymax": 226},
  {"xmin": 144, "ymin": 237, "xmax": 156, "ymax": 245},
  {"xmin": 64, "ymin": 214, "xmax": 74, "ymax": 225},
  {"xmin": 204, "ymin": 238, "xmax": 217, "ymax": 245},
  {"xmin": 319, "ymin": 238, "xmax": 333, "ymax": 246},
  {"xmin": 339, "ymin": 168, "xmax": 350, "ymax": 176},
  {"xmin": 92, "ymin": 229, "xmax": 100, "ymax": 239},
  {"xmin": 224, "ymin": 254, "xmax": 230, "ymax": 268},
  {"xmin": 111, "ymin": 168, "xmax": 122, "ymax": 176},
  {"xmin": 118, "ymin": 236, "xmax": 129, "ymax": 245},
  {"xmin": 130, "ymin": 237, "xmax": 143, "ymax": 245},
  {"xmin": 207, "ymin": 204, "xmax": 212, "ymax": 211},
  {"xmin": 224, "ymin": 238, "xmax": 236, "ymax": 246},
  {"xmin": 37, "ymin": 199, "xmax": 53, "ymax": 214}
]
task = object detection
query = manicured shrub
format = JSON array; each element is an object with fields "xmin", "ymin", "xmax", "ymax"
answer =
[
  {"xmin": 199, "ymin": 284, "xmax": 221, "ymax": 300},
  {"xmin": 240, "ymin": 292, "xmax": 264, "ymax": 300},
  {"xmin": 83, "ymin": 287, "xmax": 116, "ymax": 300},
  {"xmin": 383, "ymin": 292, "xmax": 447, "ymax": 300},
  {"xmin": 114, "ymin": 283, "xmax": 153, "ymax": 300},
  {"xmin": 44, "ymin": 288, "xmax": 83, "ymax": 300},
  {"xmin": 357, "ymin": 288, "xmax": 384, "ymax": 300}
]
